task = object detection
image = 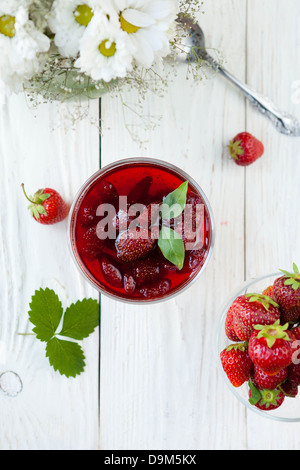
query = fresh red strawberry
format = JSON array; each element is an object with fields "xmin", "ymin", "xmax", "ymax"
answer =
[
  {"xmin": 100, "ymin": 255, "xmax": 123, "ymax": 288},
  {"xmin": 132, "ymin": 258, "xmax": 160, "ymax": 283},
  {"xmin": 115, "ymin": 227, "xmax": 156, "ymax": 263},
  {"xmin": 263, "ymin": 285, "xmax": 275, "ymax": 300},
  {"xmin": 139, "ymin": 279, "xmax": 171, "ymax": 299},
  {"xmin": 220, "ymin": 343, "xmax": 253, "ymax": 388},
  {"xmin": 230, "ymin": 294, "xmax": 281, "ymax": 342},
  {"xmin": 229, "ymin": 132, "xmax": 264, "ymax": 167},
  {"xmin": 225, "ymin": 305, "xmax": 241, "ymax": 342},
  {"xmin": 248, "ymin": 321, "xmax": 294, "ymax": 376},
  {"xmin": 80, "ymin": 226, "xmax": 103, "ymax": 261},
  {"xmin": 249, "ymin": 385, "xmax": 285, "ymax": 411},
  {"xmin": 22, "ymin": 184, "xmax": 69, "ymax": 225},
  {"xmin": 252, "ymin": 364, "xmax": 287, "ymax": 390},
  {"xmin": 280, "ymin": 380, "xmax": 299, "ymax": 398},
  {"xmin": 273, "ymin": 264, "xmax": 300, "ymax": 323},
  {"xmin": 290, "ymin": 325, "xmax": 300, "ymax": 341}
]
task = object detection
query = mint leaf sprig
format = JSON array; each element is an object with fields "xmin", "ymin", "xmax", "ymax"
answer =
[
  {"xmin": 158, "ymin": 181, "xmax": 188, "ymax": 271},
  {"xmin": 28, "ymin": 288, "xmax": 99, "ymax": 378}
]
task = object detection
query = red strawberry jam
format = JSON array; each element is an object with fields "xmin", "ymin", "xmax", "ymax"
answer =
[{"xmin": 69, "ymin": 159, "xmax": 214, "ymax": 302}]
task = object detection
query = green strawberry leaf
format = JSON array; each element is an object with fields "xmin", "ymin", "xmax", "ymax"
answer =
[
  {"xmin": 27, "ymin": 288, "xmax": 100, "ymax": 378},
  {"xmin": 46, "ymin": 337, "xmax": 86, "ymax": 378},
  {"xmin": 280, "ymin": 263, "xmax": 300, "ymax": 291},
  {"xmin": 248, "ymin": 379, "xmax": 262, "ymax": 406},
  {"xmin": 245, "ymin": 293, "xmax": 279, "ymax": 311},
  {"xmin": 160, "ymin": 181, "xmax": 188, "ymax": 220},
  {"xmin": 58, "ymin": 298, "xmax": 99, "ymax": 340},
  {"xmin": 28, "ymin": 288, "xmax": 63, "ymax": 342},
  {"xmin": 158, "ymin": 225, "xmax": 185, "ymax": 270}
]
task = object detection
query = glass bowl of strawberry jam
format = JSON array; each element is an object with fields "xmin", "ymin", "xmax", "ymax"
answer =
[
  {"xmin": 217, "ymin": 272, "xmax": 300, "ymax": 422},
  {"xmin": 68, "ymin": 158, "xmax": 215, "ymax": 303}
]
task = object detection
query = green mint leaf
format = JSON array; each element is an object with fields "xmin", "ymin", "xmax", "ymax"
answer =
[
  {"xmin": 58, "ymin": 298, "xmax": 99, "ymax": 340},
  {"xmin": 160, "ymin": 181, "xmax": 188, "ymax": 220},
  {"xmin": 46, "ymin": 337, "xmax": 86, "ymax": 378},
  {"xmin": 158, "ymin": 225, "xmax": 185, "ymax": 270},
  {"xmin": 28, "ymin": 288, "xmax": 63, "ymax": 342}
]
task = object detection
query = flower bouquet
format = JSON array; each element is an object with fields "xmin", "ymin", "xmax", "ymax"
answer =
[{"xmin": 0, "ymin": 0, "xmax": 204, "ymax": 104}]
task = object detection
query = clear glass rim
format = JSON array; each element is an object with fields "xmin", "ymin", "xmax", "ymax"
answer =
[
  {"xmin": 67, "ymin": 156, "xmax": 215, "ymax": 305},
  {"xmin": 215, "ymin": 271, "xmax": 300, "ymax": 423}
]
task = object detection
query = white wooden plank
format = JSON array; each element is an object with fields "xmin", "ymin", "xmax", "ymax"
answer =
[
  {"xmin": 0, "ymin": 95, "xmax": 100, "ymax": 449},
  {"xmin": 99, "ymin": 0, "xmax": 248, "ymax": 450},
  {"xmin": 245, "ymin": 0, "xmax": 300, "ymax": 449}
]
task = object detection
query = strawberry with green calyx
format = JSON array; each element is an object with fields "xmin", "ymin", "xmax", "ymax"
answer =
[
  {"xmin": 248, "ymin": 380, "xmax": 285, "ymax": 411},
  {"xmin": 248, "ymin": 321, "xmax": 294, "ymax": 376},
  {"xmin": 225, "ymin": 305, "xmax": 241, "ymax": 342},
  {"xmin": 230, "ymin": 294, "xmax": 281, "ymax": 342},
  {"xmin": 229, "ymin": 132, "xmax": 264, "ymax": 167},
  {"xmin": 273, "ymin": 263, "xmax": 300, "ymax": 323},
  {"xmin": 22, "ymin": 184, "xmax": 69, "ymax": 225},
  {"xmin": 252, "ymin": 364, "xmax": 287, "ymax": 391},
  {"xmin": 220, "ymin": 343, "xmax": 253, "ymax": 388}
]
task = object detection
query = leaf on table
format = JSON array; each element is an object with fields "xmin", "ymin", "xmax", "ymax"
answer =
[
  {"xmin": 28, "ymin": 288, "xmax": 63, "ymax": 342},
  {"xmin": 46, "ymin": 337, "xmax": 86, "ymax": 378},
  {"xmin": 58, "ymin": 298, "xmax": 99, "ymax": 340}
]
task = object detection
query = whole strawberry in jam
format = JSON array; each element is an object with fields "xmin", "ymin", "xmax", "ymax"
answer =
[
  {"xmin": 273, "ymin": 264, "xmax": 300, "ymax": 324},
  {"xmin": 229, "ymin": 294, "xmax": 281, "ymax": 342},
  {"xmin": 22, "ymin": 184, "xmax": 69, "ymax": 225},
  {"xmin": 248, "ymin": 321, "xmax": 294, "ymax": 376},
  {"xmin": 229, "ymin": 132, "xmax": 264, "ymax": 167},
  {"xmin": 220, "ymin": 343, "xmax": 253, "ymax": 388}
]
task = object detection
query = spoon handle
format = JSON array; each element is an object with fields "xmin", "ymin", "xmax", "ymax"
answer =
[{"xmin": 207, "ymin": 56, "xmax": 300, "ymax": 137}]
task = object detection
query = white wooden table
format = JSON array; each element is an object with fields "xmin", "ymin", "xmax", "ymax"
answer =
[{"xmin": 1, "ymin": 0, "xmax": 300, "ymax": 451}]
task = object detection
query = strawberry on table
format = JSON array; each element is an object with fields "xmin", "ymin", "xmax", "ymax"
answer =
[
  {"xmin": 220, "ymin": 343, "xmax": 253, "ymax": 388},
  {"xmin": 229, "ymin": 132, "xmax": 264, "ymax": 167},
  {"xmin": 230, "ymin": 293, "xmax": 281, "ymax": 342},
  {"xmin": 273, "ymin": 263, "xmax": 300, "ymax": 324},
  {"xmin": 248, "ymin": 321, "xmax": 294, "ymax": 376},
  {"xmin": 22, "ymin": 184, "xmax": 69, "ymax": 225}
]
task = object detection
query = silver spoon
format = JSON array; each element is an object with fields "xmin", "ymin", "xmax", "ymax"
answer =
[{"xmin": 176, "ymin": 15, "xmax": 300, "ymax": 137}]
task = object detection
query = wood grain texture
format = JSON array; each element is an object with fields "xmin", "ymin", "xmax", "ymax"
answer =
[
  {"xmin": 245, "ymin": 0, "xmax": 300, "ymax": 450},
  {"xmin": 100, "ymin": 0, "xmax": 248, "ymax": 450},
  {"xmin": 0, "ymin": 96, "xmax": 100, "ymax": 449}
]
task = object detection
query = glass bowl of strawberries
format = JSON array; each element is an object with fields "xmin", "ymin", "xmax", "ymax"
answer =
[
  {"xmin": 68, "ymin": 157, "xmax": 215, "ymax": 303},
  {"xmin": 217, "ymin": 265, "xmax": 300, "ymax": 422}
]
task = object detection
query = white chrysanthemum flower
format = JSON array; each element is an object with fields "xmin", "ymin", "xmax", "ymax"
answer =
[
  {"xmin": 110, "ymin": 0, "xmax": 179, "ymax": 68},
  {"xmin": 0, "ymin": 0, "xmax": 50, "ymax": 99},
  {"xmin": 48, "ymin": 0, "xmax": 97, "ymax": 58},
  {"xmin": 75, "ymin": 11, "xmax": 135, "ymax": 82}
]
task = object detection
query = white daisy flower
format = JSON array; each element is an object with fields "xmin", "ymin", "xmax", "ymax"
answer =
[
  {"xmin": 48, "ymin": 0, "xmax": 97, "ymax": 58},
  {"xmin": 111, "ymin": 0, "xmax": 179, "ymax": 68},
  {"xmin": 0, "ymin": 0, "xmax": 50, "ymax": 99},
  {"xmin": 75, "ymin": 11, "xmax": 135, "ymax": 82}
]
